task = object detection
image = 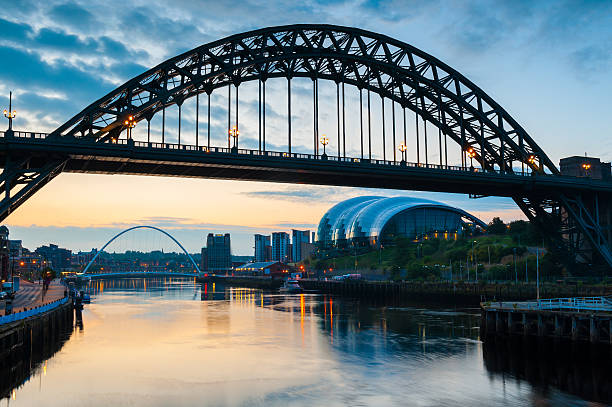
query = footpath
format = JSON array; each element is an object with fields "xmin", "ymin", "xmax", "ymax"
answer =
[{"xmin": 1, "ymin": 279, "xmax": 65, "ymax": 316}]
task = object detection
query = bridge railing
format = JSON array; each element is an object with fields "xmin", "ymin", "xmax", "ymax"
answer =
[
  {"xmin": 8, "ymin": 130, "xmax": 50, "ymax": 139},
  {"xmin": 1, "ymin": 130, "xmax": 546, "ymax": 177}
]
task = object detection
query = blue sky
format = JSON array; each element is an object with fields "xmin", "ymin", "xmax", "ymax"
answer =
[{"xmin": 0, "ymin": 0, "xmax": 611, "ymax": 254}]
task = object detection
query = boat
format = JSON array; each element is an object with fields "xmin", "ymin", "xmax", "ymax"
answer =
[{"xmin": 279, "ymin": 279, "xmax": 303, "ymax": 294}]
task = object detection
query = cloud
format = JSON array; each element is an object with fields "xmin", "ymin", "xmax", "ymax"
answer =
[
  {"xmin": 569, "ymin": 45, "xmax": 612, "ymax": 79},
  {"xmin": 48, "ymin": 2, "xmax": 96, "ymax": 30},
  {"xmin": 241, "ymin": 186, "xmax": 343, "ymax": 203},
  {"xmin": 272, "ymin": 221, "xmax": 318, "ymax": 229}
]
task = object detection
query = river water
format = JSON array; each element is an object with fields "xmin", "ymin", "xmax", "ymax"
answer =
[{"xmin": 3, "ymin": 277, "xmax": 610, "ymax": 406}]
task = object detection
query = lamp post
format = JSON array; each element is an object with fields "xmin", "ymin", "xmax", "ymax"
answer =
[
  {"xmin": 123, "ymin": 115, "xmax": 136, "ymax": 139},
  {"xmin": 398, "ymin": 143, "xmax": 407, "ymax": 164},
  {"xmin": 536, "ymin": 247, "xmax": 540, "ymax": 302},
  {"xmin": 513, "ymin": 247, "xmax": 517, "ymax": 283},
  {"xmin": 466, "ymin": 147, "xmax": 476, "ymax": 171},
  {"xmin": 582, "ymin": 162, "xmax": 591, "ymax": 177},
  {"xmin": 320, "ymin": 135, "xmax": 329, "ymax": 159},
  {"xmin": 229, "ymin": 125, "xmax": 239, "ymax": 152},
  {"xmin": 527, "ymin": 154, "xmax": 538, "ymax": 173},
  {"xmin": 471, "ymin": 240, "xmax": 478, "ymax": 282},
  {"xmin": 3, "ymin": 91, "xmax": 16, "ymax": 135}
]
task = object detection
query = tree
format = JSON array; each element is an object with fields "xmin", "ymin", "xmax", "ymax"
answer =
[{"xmin": 488, "ymin": 217, "xmax": 507, "ymax": 235}]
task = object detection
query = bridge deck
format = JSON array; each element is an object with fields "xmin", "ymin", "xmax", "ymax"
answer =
[{"xmin": 2, "ymin": 131, "xmax": 611, "ymax": 198}]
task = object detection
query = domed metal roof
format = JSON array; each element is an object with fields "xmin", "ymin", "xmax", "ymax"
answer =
[{"xmin": 317, "ymin": 196, "xmax": 486, "ymax": 245}]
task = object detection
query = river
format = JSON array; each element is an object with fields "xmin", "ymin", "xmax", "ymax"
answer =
[{"xmin": 3, "ymin": 277, "xmax": 610, "ymax": 406}]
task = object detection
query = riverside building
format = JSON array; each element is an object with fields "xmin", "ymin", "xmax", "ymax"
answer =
[
  {"xmin": 202, "ymin": 233, "xmax": 231, "ymax": 273},
  {"xmin": 316, "ymin": 196, "xmax": 486, "ymax": 248}
]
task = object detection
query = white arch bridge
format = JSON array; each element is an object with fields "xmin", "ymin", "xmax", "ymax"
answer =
[{"xmin": 81, "ymin": 225, "xmax": 201, "ymax": 276}]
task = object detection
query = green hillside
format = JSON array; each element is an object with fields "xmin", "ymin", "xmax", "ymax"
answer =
[{"xmin": 304, "ymin": 219, "xmax": 570, "ymax": 281}]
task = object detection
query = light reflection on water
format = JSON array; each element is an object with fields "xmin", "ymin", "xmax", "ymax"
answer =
[{"xmin": 3, "ymin": 277, "xmax": 606, "ymax": 407}]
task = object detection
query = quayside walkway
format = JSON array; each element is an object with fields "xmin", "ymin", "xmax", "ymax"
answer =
[{"xmin": 0, "ymin": 279, "xmax": 65, "ymax": 316}]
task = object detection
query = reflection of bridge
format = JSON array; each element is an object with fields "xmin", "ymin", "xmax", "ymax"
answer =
[
  {"xmin": 1, "ymin": 25, "xmax": 611, "ymax": 268},
  {"xmin": 88, "ymin": 272, "xmax": 198, "ymax": 279}
]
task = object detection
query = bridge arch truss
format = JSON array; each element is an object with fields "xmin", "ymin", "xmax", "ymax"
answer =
[
  {"xmin": 54, "ymin": 24, "xmax": 555, "ymax": 175},
  {"xmin": 2, "ymin": 24, "xmax": 611, "ymax": 269}
]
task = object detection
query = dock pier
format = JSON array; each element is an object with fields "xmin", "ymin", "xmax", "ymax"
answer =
[{"xmin": 481, "ymin": 296, "xmax": 612, "ymax": 344}]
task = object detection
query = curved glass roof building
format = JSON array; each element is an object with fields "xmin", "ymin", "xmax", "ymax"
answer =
[{"xmin": 316, "ymin": 196, "xmax": 486, "ymax": 247}]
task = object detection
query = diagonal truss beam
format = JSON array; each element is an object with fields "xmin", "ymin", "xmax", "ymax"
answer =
[
  {"xmin": 50, "ymin": 24, "xmax": 557, "ymax": 175},
  {"xmin": 0, "ymin": 157, "xmax": 67, "ymax": 222}
]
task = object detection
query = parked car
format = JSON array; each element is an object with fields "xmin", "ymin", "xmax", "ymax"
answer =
[{"xmin": 1, "ymin": 282, "xmax": 15, "ymax": 299}]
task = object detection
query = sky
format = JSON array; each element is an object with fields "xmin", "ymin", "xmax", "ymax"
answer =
[{"xmin": 0, "ymin": 0, "xmax": 611, "ymax": 255}]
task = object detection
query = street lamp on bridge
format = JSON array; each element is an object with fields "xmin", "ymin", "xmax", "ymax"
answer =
[
  {"xmin": 466, "ymin": 146, "xmax": 476, "ymax": 171},
  {"xmin": 229, "ymin": 125, "xmax": 239, "ymax": 152},
  {"xmin": 320, "ymin": 135, "xmax": 329, "ymax": 159},
  {"xmin": 398, "ymin": 143, "xmax": 407, "ymax": 164},
  {"xmin": 3, "ymin": 91, "xmax": 16, "ymax": 134},
  {"xmin": 582, "ymin": 162, "xmax": 591, "ymax": 177},
  {"xmin": 527, "ymin": 154, "xmax": 538, "ymax": 173},
  {"xmin": 123, "ymin": 115, "xmax": 136, "ymax": 139}
]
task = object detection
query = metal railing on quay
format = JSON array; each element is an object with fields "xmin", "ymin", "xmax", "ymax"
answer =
[
  {"xmin": 0, "ymin": 296, "xmax": 69, "ymax": 325},
  {"xmin": 490, "ymin": 296, "xmax": 612, "ymax": 312}
]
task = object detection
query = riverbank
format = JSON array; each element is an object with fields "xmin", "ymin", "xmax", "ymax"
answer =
[
  {"xmin": 303, "ymin": 280, "xmax": 612, "ymax": 305},
  {"xmin": 196, "ymin": 276, "xmax": 612, "ymax": 306},
  {"xmin": 0, "ymin": 298, "xmax": 73, "ymax": 399}
]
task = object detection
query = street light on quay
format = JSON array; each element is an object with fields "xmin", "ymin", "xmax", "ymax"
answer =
[
  {"xmin": 398, "ymin": 143, "xmax": 407, "ymax": 164},
  {"xmin": 471, "ymin": 240, "xmax": 478, "ymax": 282},
  {"xmin": 3, "ymin": 91, "xmax": 16, "ymax": 133},
  {"xmin": 320, "ymin": 135, "xmax": 329, "ymax": 158},
  {"xmin": 123, "ymin": 115, "xmax": 136, "ymax": 139}
]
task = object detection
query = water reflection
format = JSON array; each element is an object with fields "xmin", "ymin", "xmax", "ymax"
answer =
[
  {"xmin": 0, "ymin": 307, "xmax": 73, "ymax": 400},
  {"xmin": 483, "ymin": 336, "xmax": 612, "ymax": 404},
  {"xmin": 3, "ymin": 277, "xmax": 607, "ymax": 406}
]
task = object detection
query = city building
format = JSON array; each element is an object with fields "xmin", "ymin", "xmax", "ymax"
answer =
[
  {"xmin": 35, "ymin": 243, "xmax": 72, "ymax": 271},
  {"xmin": 201, "ymin": 247, "xmax": 207, "ymax": 272},
  {"xmin": 234, "ymin": 261, "xmax": 291, "ymax": 278},
  {"xmin": 300, "ymin": 241, "xmax": 315, "ymax": 261},
  {"xmin": 0, "ymin": 226, "xmax": 8, "ymax": 281},
  {"xmin": 271, "ymin": 232, "xmax": 291, "ymax": 263},
  {"xmin": 8, "ymin": 240, "xmax": 22, "ymax": 258},
  {"xmin": 14, "ymin": 252, "xmax": 44, "ymax": 280},
  {"xmin": 316, "ymin": 196, "xmax": 486, "ymax": 248},
  {"xmin": 204, "ymin": 233, "xmax": 231, "ymax": 273},
  {"xmin": 291, "ymin": 229, "xmax": 311, "ymax": 263},
  {"xmin": 254, "ymin": 234, "xmax": 271, "ymax": 262},
  {"xmin": 73, "ymin": 249, "xmax": 98, "ymax": 266}
]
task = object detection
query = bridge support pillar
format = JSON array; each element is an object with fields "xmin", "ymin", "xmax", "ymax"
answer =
[
  {"xmin": 590, "ymin": 318, "xmax": 599, "ymax": 343},
  {"xmin": 571, "ymin": 317, "xmax": 578, "ymax": 341}
]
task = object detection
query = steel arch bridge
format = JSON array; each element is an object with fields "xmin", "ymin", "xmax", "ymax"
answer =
[
  {"xmin": 1, "ymin": 24, "xmax": 611, "ymax": 269},
  {"xmin": 81, "ymin": 225, "xmax": 201, "ymax": 275}
]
